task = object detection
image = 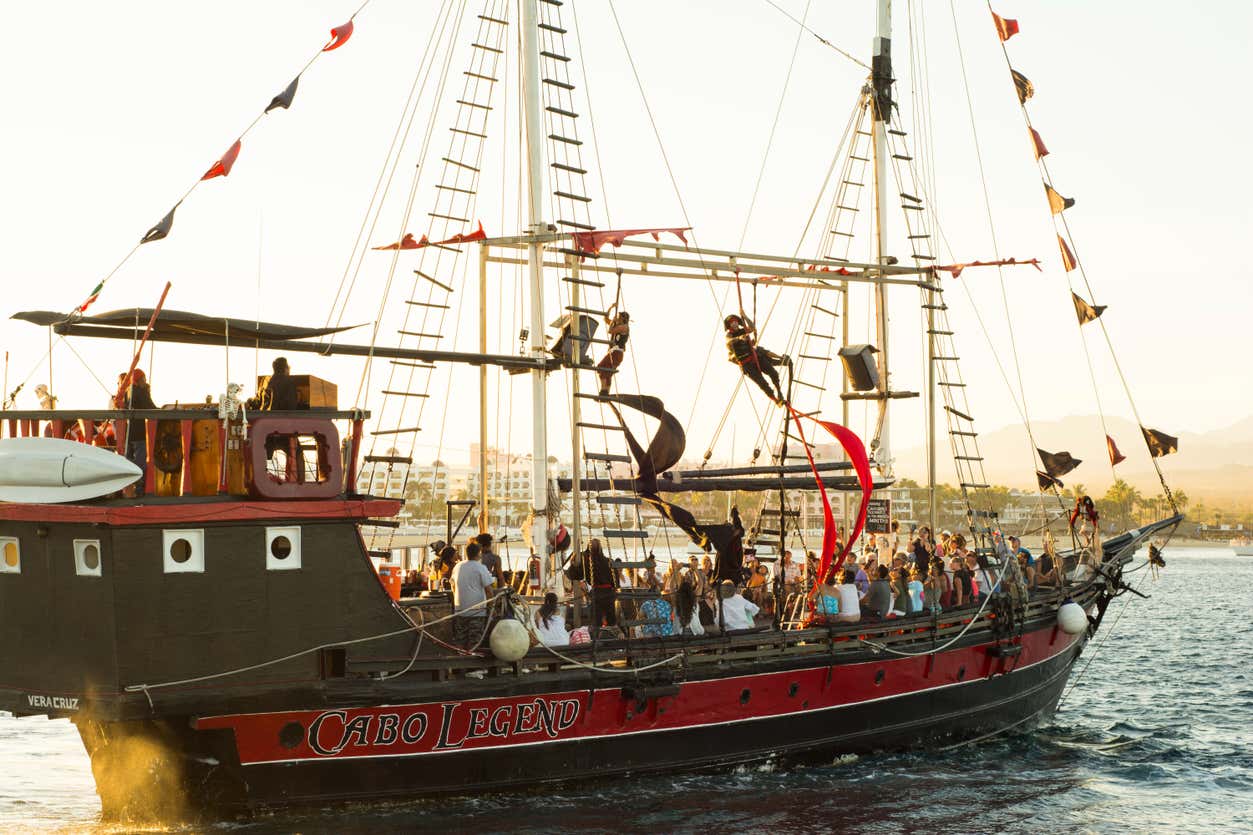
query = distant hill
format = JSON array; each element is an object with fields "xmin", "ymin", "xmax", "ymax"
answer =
[{"xmin": 893, "ymin": 414, "xmax": 1253, "ymax": 504}]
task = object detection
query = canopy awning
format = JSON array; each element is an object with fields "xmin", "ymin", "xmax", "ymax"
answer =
[{"xmin": 13, "ymin": 309, "xmax": 360, "ymax": 342}]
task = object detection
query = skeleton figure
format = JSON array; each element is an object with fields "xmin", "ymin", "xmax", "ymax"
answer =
[
  {"xmin": 34, "ymin": 384, "xmax": 57, "ymax": 410},
  {"xmin": 219, "ymin": 382, "xmax": 247, "ymax": 439}
]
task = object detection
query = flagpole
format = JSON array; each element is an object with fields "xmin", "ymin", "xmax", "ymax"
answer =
[{"xmin": 871, "ymin": 0, "xmax": 893, "ymax": 479}]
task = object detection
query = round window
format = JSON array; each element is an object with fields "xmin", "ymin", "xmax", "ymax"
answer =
[
  {"xmin": 270, "ymin": 536, "xmax": 292, "ymax": 560},
  {"xmin": 169, "ymin": 538, "xmax": 193, "ymax": 564},
  {"xmin": 3, "ymin": 542, "xmax": 18, "ymax": 568},
  {"xmin": 82, "ymin": 544, "xmax": 100, "ymax": 570}
]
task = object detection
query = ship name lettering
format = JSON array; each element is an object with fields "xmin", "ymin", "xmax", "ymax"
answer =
[
  {"xmin": 433, "ymin": 702, "xmax": 465, "ymax": 750},
  {"xmin": 465, "ymin": 707, "xmax": 492, "ymax": 741},
  {"xmin": 25, "ymin": 695, "xmax": 80, "ymax": 711},
  {"xmin": 400, "ymin": 711, "xmax": 428, "ymax": 744},
  {"xmin": 374, "ymin": 713, "xmax": 400, "ymax": 746},
  {"xmin": 513, "ymin": 701, "xmax": 538, "ymax": 735},
  {"xmin": 308, "ymin": 710, "xmax": 349, "ymax": 756},
  {"xmin": 489, "ymin": 705, "xmax": 512, "ymax": 737}
]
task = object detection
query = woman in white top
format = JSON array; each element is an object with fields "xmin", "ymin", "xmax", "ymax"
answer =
[
  {"xmin": 674, "ymin": 578, "xmax": 704, "ymax": 636},
  {"xmin": 532, "ymin": 592, "xmax": 569, "ymax": 647},
  {"xmin": 834, "ymin": 567, "xmax": 861, "ymax": 623}
]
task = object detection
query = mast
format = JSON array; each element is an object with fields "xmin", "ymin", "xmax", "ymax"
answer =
[
  {"xmin": 521, "ymin": 0, "xmax": 551, "ymax": 587},
  {"xmin": 871, "ymin": 0, "xmax": 893, "ymax": 477},
  {"xmin": 478, "ymin": 244, "xmax": 490, "ymax": 533}
]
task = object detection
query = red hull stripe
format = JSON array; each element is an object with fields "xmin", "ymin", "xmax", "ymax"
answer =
[
  {"xmin": 197, "ymin": 627, "xmax": 1078, "ymax": 766},
  {"xmin": 0, "ymin": 498, "xmax": 400, "ymax": 526}
]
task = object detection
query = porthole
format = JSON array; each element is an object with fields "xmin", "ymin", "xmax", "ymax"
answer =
[
  {"xmin": 278, "ymin": 721, "xmax": 305, "ymax": 750},
  {"xmin": 874, "ymin": 669, "xmax": 885, "ymax": 686},
  {"xmin": 162, "ymin": 529, "xmax": 204, "ymax": 573},
  {"xmin": 266, "ymin": 526, "xmax": 302, "ymax": 571},
  {"xmin": 73, "ymin": 539, "xmax": 103, "ymax": 577},
  {"xmin": 740, "ymin": 688, "xmax": 751, "ymax": 706},
  {"xmin": 0, "ymin": 538, "xmax": 19, "ymax": 574}
]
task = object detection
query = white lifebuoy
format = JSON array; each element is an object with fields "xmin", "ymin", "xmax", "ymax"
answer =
[
  {"xmin": 1057, "ymin": 601, "xmax": 1088, "ymax": 635},
  {"xmin": 489, "ymin": 619, "xmax": 531, "ymax": 662}
]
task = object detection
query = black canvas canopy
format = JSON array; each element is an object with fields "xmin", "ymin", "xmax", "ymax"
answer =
[{"xmin": 13, "ymin": 309, "xmax": 360, "ymax": 342}]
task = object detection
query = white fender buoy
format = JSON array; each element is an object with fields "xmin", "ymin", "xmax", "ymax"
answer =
[
  {"xmin": 489, "ymin": 618, "xmax": 531, "ymax": 662},
  {"xmin": 1057, "ymin": 601, "xmax": 1088, "ymax": 635}
]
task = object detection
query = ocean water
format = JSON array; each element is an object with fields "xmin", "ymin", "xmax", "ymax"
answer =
[{"xmin": 2, "ymin": 546, "xmax": 1248, "ymax": 834}]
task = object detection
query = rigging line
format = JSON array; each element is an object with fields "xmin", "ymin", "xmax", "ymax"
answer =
[
  {"xmin": 738, "ymin": 0, "xmax": 813, "ymax": 250},
  {"xmin": 60, "ymin": 338, "xmax": 113, "ymax": 398},
  {"xmin": 948, "ymin": 0, "xmax": 1044, "ymax": 501},
  {"xmin": 760, "ymin": 0, "xmax": 870, "ymax": 70},
  {"xmin": 355, "ymin": 0, "xmax": 472, "ymax": 412},
  {"xmin": 326, "ymin": 0, "xmax": 459, "ymax": 337}
]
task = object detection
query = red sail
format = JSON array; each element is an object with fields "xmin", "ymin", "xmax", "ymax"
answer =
[
  {"xmin": 323, "ymin": 20, "xmax": 354, "ymax": 51},
  {"xmin": 201, "ymin": 139, "xmax": 242, "ymax": 181}
]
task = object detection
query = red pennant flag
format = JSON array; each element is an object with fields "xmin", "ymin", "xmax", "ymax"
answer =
[
  {"xmin": 372, "ymin": 233, "xmax": 424, "ymax": 251},
  {"xmin": 201, "ymin": 140, "xmax": 242, "ymax": 181},
  {"xmin": 1058, "ymin": 235, "xmax": 1077, "ymax": 272},
  {"xmin": 992, "ymin": 10, "xmax": 1020, "ymax": 41},
  {"xmin": 570, "ymin": 226, "xmax": 691, "ymax": 255},
  {"xmin": 436, "ymin": 220, "xmax": 487, "ymax": 246},
  {"xmin": 1030, "ymin": 127, "xmax": 1049, "ymax": 159},
  {"xmin": 323, "ymin": 20, "xmax": 354, "ymax": 51},
  {"xmin": 1106, "ymin": 434, "xmax": 1127, "ymax": 467}
]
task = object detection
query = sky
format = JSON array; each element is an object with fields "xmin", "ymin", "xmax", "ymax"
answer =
[{"xmin": 1, "ymin": 0, "xmax": 1250, "ymax": 484}]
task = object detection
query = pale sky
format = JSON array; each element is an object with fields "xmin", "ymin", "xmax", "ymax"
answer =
[{"xmin": 2, "ymin": 1, "xmax": 1249, "ymax": 483}]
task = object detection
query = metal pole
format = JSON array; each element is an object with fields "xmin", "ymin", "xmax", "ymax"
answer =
[
  {"xmin": 871, "ymin": 0, "xmax": 893, "ymax": 478},
  {"xmin": 478, "ymin": 243, "xmax": 490, "ymax": 533},
  {"xmin": 521, "ymin": 0, "xmax": 551, "ymax": 590},
  {"xmin": 926, "ymin": 284, "xmax": 937, "ymax": 532},
  {"xmin": 569, "ymin": 256, "xmax": 583, "ymax": 591}
]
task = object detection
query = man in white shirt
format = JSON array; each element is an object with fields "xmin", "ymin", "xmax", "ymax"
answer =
[
  {"xmin": 451, "ymin": 542, "xmax": 496, "ymax": 647},
  {"xmin": 718, "ymin": 580, "xmax": 761, "ymax": 631}
]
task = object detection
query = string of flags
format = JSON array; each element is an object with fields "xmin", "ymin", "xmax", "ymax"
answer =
[
  {"xmin": 73, "ymin": 13, "xmax": 363, "ymax": 315},
  {"xmin": 992, "ymin": 5, "xmax": 1178, "ymax": 474}
]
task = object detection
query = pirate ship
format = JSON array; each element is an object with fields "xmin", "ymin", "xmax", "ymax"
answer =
[{"xmin": 0, "ymin": 0, "xmax": 1182, "ymax": 820}]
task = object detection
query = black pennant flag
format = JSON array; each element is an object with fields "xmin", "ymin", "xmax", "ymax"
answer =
[
  {"xmin": 1011, "ymin": 69, "xmax": 1034, "ymax": 104},
  {"xmin": 1045, "ymin": 183, "xmax": 1076, "ymax": 214},
  {"xmin": 1141, "ymin": 426, "xmax": 1178, "ymax": 458},
  {"xmin": 266, "ymin": 75, "xmax": 300, "ymax": 113},
  {"xmin": 1037, "ymin": 470, "xmax": 1063, "ymax": 490},
  {"xmin": 1071, "ymin": 292, "xmax": 1107, "ymax": 325},
  {"xmin": 1038, "ymin": 448, "xmax": 1082, "ymax": 479},
  {"xmin": 140, "ymin": 201, "xmax": 181, "ymax": 245}
]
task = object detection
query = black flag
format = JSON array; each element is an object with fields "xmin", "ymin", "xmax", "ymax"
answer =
[
  {"xmin": 1038, "ymin": 448, "xmax": 1082, "ymax": 479},
  {"xmin": 1011, "ymin": 69, "xmax": 1034, "ymax": 104},
  {"xmin": 140, "ymin": 202, "xmax": 180, "ymax": 245},
  {"xmin": 1141, "ymin": 426, "xmax": 1178, "ymax": 458},
  {"xmin": 266, "ymin": 75, "xmax": 300, "ymax": 113},
  {"xmin": 1036, "ymin": 470, "xmax": 1063, "ymax": 490},
  {"xmin": 1071, "ymin": 292, "xmax": 1107, "ymax": 325}
]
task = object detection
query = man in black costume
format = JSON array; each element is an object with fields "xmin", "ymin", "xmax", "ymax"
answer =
[
  {"xmin": 724, "ymin": 314, "xmax": 789, "ymax": 403},
  {"xmin": 260, "ymin": 357, "xmax": 299, "ymax": 411}
]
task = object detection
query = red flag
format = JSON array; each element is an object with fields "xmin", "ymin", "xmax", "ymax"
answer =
[
  {"xmin": 372, "ymin": 233, "xmax": 424, "ymax": 251},
  {"xmin": 571, "ymin": 226, "xmax": 691, "ymax": 255},
  {"xmin": 1030, "ymin": 127, "xmax": 1049, "ymax": 159},
  {"xmin": 437, "ymin": 220, "xmax": 487, "ymax": 246},
  {"xmin": 1058, "ymin": 235, "xmax": 1077, "ymax": 272},
  {"xmin": 992, "ymin": 10, "xmax": 1019, "ymax": 41},
  {"xmin": 1107, "ymin": 434, "xmax": 1127, "ymax": 466},
  {"xmin": 201, "ymin": 139, "xmax": 242, "ymax": 181},
  {"xmin": 786, "ymin": 406, "xmax": 872, "ymax": 586},
  {"xmin": 938, "ymin": 257, "xmax": 1042, "ymax": 278},
  {"xmin": 323, "ymin": 20, "xmax": 354, "ymax": 51}
]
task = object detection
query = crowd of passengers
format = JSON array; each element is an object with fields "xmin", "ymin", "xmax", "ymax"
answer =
[{"xmin": 415, "ymin": 522, "xmax": 1099, "ymax": 650}]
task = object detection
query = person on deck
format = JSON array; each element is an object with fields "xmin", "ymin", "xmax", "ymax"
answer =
[
  {"xmin": 596, "ymin": 308, "xmax": 630, "ymax": 397},
  {"xmin": 1036, "ymin": 536, "xmax": 1062, "ymax": 589},
  {"xmin": 675, "ymin": 578, "xmax": 704, "ymax": 636},
  {"xmin": 259, "ymin": 357, "xmax": 299, "ymax": 411},
  {"xmin": 475, "ymin": 532, "xmax": 503, "ymax": 585},
  {"xmin": 718, "ymin": 579, "xmax": 761, "ymax": 631},
  {"xmin": 724, "ymin": 314, "xmax": 790, "ymax": 404},
  {"xmin": 860, "ymin": 565, "xmax": 893, "ymax": 620},
  {"xmin": 451, "ymin": 542, "xmax": 496, "ymax": 649},
  {"xmin": 638, "ymin": 574, "xmax": 674, "ymax": 638},
  {"xmin": 532, "ymin": 592, "xmax": 569, "ymax": 647},
  {"xmin": 120, "ymin": 369, "xmax": 157, "ymax": 498},
  {"xmin": 585, "ymin": 539, "xmax": 617, "ymax": 631},
  {"xmin": 950, "ymin": 556, "xmax": 970, "ymax": 607},
  {"xmin": 853, "ymin": 558, "xmax": 870, "ymax": 596}
]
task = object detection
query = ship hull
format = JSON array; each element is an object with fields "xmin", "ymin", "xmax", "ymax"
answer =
[{"xmin": 77, "ymin": 622, "xmax": 1085, "ymax": 816}]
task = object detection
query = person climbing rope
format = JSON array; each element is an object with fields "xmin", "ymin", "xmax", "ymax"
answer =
[
  {"xmin": 1069, "ymin": 494, "xmax": 1100, "ymax": 551},
  {"xmin": 596, "ymin": 307, "xmax": 630, "ymax": 397},
  {"xmin": 724, "ymin": 314, "xmax": 789, "ymax": 403}
]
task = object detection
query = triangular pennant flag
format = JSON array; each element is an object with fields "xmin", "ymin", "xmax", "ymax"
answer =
[
  {"xmin": 78, "ymin": 281, "xmax": 105, "ymax": 314},
  {"xmin": 265, "ymin": 75, "xmax": 300, "ymax": 113},
  {"xmin": 992, "ymin": 10, "xmax": 1020, "ymax": 41},
  {"xmin": 1058, "ymin": 235, "xmax": 1077, "ymax": 272},
  {"xmin": 1071, "ymin": 291, "xmax": 1106, "ymax": 325},
  {"xmin": 1011, "ymin": 69, "xmax": 1034, "ymax": 104},
  {"xmin": 1106, "ymin": 434, "xmax": 1127, "ymax": 466},
  {"xmin": 437, "ymin": 220, "xmax": 487, "ymax": 246},
  {"xmin": 372, "ymin": 233, "xmax": 422, "ymax": 251},
  {"xmin": 1030, "ymin": 127, "xmax": 1049, "ymax": 159},
  {"xmin": 201, "ymin": 140, "xmax": 242, "ymax": 180},
  {"xmin": 323, "ymin": 20, "xmax": 354, "ymax": 51},
  {"xmin": 1038, "ymin": 448, "xmax": 1082, "ymax": 479},
  {"xmin": 1037, "ymin": 470, "xmax": 1063, "ymax": 490},
  {"xmin": 1141, "ymin": 426, "xmax": 1178, "ymax": 458},
  {"xmin": 140, "ymin": 201, "xmax": 181, "ymax": 245},
  {"xmin": 1045, "ymin": 183, "xmax": 1075, "ymax": 214}
]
